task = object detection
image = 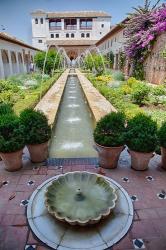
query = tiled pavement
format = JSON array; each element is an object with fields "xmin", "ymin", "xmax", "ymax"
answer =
[{"xmin": 0, "ymin": 148, "xmax": 166, "ymax": 250}]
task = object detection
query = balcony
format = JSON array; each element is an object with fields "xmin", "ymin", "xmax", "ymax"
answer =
[{"xmin": 64, "ymin": 25, "xmax": 77, "ymax": 30}]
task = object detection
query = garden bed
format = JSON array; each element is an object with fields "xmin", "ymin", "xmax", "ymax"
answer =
[
  {"xmin": 87, "ymin": 73, "xmax": 166, "ymax": 126},
  {"xmin": 0, "ymin": 71, "xmax": 63, "ymax": 114}
]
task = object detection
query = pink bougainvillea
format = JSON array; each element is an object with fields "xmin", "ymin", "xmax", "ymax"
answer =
[{"xmin": 124, "ymin": 4, "xmax": 166, "ymax": 62}]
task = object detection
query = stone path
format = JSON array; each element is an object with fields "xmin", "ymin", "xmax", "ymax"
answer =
[{"xmin": 0, "ymin": 148, "xmax": 166, "ymax": 250}]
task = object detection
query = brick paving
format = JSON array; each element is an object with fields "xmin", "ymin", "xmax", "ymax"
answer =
[{"xmin": 0, "ymin": 148, "xmax": 166, "ymax": 250}]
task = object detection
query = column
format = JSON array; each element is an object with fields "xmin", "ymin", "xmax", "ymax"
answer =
[
  {"xmin": 77, "ymin": 18, "xmax": 80, "ymax": 30},
  {"xmin": 61, "ymin": 19, "xmax": 64, "ymax": 30},
  {"xmin": 0, "ymin": 50, "xmax": 5, "ymax": 79},
  {"xmin": 15, "ymin": 51, "xmax": 20, "ymax": 74},
  {"xmin": 8, "ymin": 50, "xmax": 13, "ymax": 76},
  {"xmin": 22, "ymin": 49, "xmax": 26, "ymax": 73}
]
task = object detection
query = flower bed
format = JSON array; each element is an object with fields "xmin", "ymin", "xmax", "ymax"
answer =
[
  {"xmin": 0, "ymin": 72, "xmax": 63, "ymax": 114},
  {"xmin": 88, "ymin": 74, "xmax": 166, "ymax": 126}
]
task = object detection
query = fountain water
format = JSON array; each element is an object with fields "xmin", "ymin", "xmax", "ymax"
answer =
[{"xmin": 49, "ymin": 71, "xmax": 97, "ymax": 158}]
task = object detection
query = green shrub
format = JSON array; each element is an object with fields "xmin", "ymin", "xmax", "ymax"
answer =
[
  {"xmin": 94, "ymin": 112, "xmax": 126, "ymax": 147},
  {"xmin": 131, "ymin": 82, "xmax": 150, "ymax": 106},
  {"xmin": 125, "ymin": 113, "xmax": 157, "ymax": 153},
  {"xmin": 151, "ymin": 85, "xmax": 166, "ymax": 105},
  {"xmin": 0, "ymin": 103, "xmax": 13, "ymax": 116},
  {"xmin": 158, "ymin": 121, "xmax": 166, "ymax": 148},
  {"xmin": 0, "ymin": 114, "xmax": 25, "ymax": 153},
  {"xmin": 112, "ymin": 71, "xmax": 125, "ymax": 81},
  {"xmin": 127, "ymin": 77, "xmax": 139, "ymax": 88},
  {"xmin": 20, "ymin": 109, "xmax": 51, "ymax": 145}
]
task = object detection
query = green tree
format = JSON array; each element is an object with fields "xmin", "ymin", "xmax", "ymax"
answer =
[
  {"xmin": 34, "ymin": 50, "xmax": 61, "ymax": 75},
  {"xmin": 84, "ymin": 53, "xmax": 107, "ymax": 75}
]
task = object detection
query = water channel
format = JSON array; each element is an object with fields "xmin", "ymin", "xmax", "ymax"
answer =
[{"xmin": 49, "ymin": 70, "xmax": 97, "ymax": 158}]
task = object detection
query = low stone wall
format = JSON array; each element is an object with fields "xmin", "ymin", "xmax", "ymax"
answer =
[
  {"xmin": 35, "ymin": 69, "xmax": 69, "ymax": 125},
  {"xmin": 76, "ymin": 69, "xmax": 116, "ymax": 122}
]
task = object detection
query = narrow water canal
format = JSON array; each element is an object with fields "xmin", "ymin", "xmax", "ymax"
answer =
[{"xmin": 49, "ymin": 72, "xmax": 97, "ymax": 158}]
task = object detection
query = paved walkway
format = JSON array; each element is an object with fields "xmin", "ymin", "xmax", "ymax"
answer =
[{"xmin": 0, "ymin": 149, "xmax": 166, "ymax": 250}]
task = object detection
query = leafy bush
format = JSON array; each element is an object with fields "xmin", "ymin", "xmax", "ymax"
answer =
[
  {"xmin": 20, "ymin": 109, "xmax": 51, "ymax": 145},
  {"xmin": 127, "ymin": 77, "xmax": 139, "ymax": 88},
  {"xmin": 112, "ymin": 71, "xmax": 125, "ymax": 81},
  {"xmin": 158, "ymin": 121, "xmax": 166, "ymax": 148},
  {"xmin": 94, "ymin": 112, "xmax": 126, "ymax": 147},
  {"xmin": 131, "ymin": 82, "xmax": 150, "ymax": 106},
  {"xmin": 0, "ymin": 114, "xmax": 25, "ymax": 153},
  {"xmin": 95, "ymin": 75, "xmax": 112, "ymax": 83},
  {"xmin": 0, "ymin": 103, "xmax": 13, "ymax": 116},
  {"xmin": 125, "ymin": 113, "xmax": 157, "ymax": 153},
  {"xmin": 150, "ymin": 85, "xmax": 166, "ymax": 105},
  {"xmin": 121, "ymin": 84, "xmax": 132, "ymax": 94}
]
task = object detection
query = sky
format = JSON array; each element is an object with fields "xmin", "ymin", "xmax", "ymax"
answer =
[{"xmin": 0, "ymin": 0, "xmax": 165, "ymax": 44}]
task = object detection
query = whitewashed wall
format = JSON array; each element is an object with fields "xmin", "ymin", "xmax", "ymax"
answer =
[{"xmin": 0, "ymin": 39, "xmax": 38, "ymax": 79}]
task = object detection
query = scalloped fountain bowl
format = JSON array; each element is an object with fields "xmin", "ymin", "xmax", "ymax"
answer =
[{"xmin": 45, "ymin": 171, "xmax": 117, "ymax": 226}]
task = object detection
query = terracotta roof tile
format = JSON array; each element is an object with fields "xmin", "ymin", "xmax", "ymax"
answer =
[{"xmin": 0, "ymin": 32, "xmax": 40, "ymax": 51}]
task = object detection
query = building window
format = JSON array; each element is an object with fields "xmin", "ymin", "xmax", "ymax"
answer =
[
  {"xmin": 35, "ymin": 18, "xmax": 38, "ymax": 24},
  {"xmin": 71, "ymin": 33, "xmax": 74, "ymax": 38},
  {"xmin": 56, "ymin": 34, "xmax": 59, "ymax": 38},
  {"xmin": 65, "ymin": 19, "xmax": 77, "ymax": 30},
  {"xmin": 80, "ymin": 18, "xmax": 92, "ymax": 30},
  {"xmin": 111, "ymin": 40, "xmax": 113, "ymax": 46},
  {"xmin": 115, "ymin": 37, "xmax": 117, "ymax": 42},
  {"xmin": 86, "ymin": 33, "xmax": 90, "ymax": 38},
  {"xmin": 101, "ymin": 24, "xmax": 104, "ymax": 28},
  {"xmin": 50, "ymin": 34, "xmax": 54, "ymax": 38},
  {"xmin": 100, "ymin": 32, "xmax": 102, "ymax": 35},
  {"xmin": 38, "ymin": 40, "xmax": 42, "ymax": 43},
  {"xmin": 40, "ymin": 18, "xmax": 43, "ymax": 24},
  {"xmin": 81, "ymin": 33, "xmax": 85, "ymax": 38},
  {"xmin": 49, "ymin": 19, "xmax": 61, "ymax": 30},
  {"xmin": 66, "ymin": 33, "xmax": 69, "ymax": 38}
]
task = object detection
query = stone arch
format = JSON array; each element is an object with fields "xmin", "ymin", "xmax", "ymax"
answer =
[
  {"xmin": 1, "ymin": 49, "xmax": 10, "ymax": 78},
  {"xmin": 18, "ymin": 52, "xmax": 24, "ymax": 73},
  {"xmin": 11, "ymin": 51, "xmax": 18, "ymax": 74}
]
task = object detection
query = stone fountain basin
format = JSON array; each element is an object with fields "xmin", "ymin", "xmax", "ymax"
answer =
[{"xmin": 45, "ymin": 171, "xmax": 117, "ymax": 226}]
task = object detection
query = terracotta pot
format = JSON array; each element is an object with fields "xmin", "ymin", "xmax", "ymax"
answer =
[
  {"xmin": 27, "ymin": 141, "xmax": 49, "ymax": 163},
  {"xmin": 129, "ymin": 150, "xmax": 153, "ymax": 171},
  {"xmin": 95, "ymin": 143, "xmax": 124, "ymax": 169},
  {"xmin": 161, "ymin": 147, "xmax": 166, "ymax": 170},
  {"xmin": 0, "ymin": 148, "xmax": 23, "ymax": 172}
]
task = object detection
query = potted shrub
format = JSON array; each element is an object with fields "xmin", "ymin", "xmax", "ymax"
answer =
[
  {"xmin": 0, "ymin": 114, "xmax": 25, "ymax": 171},
  {"xmin": 158, "ymin": 121, "xmax": 166, "ymax": 170},
  {"xmin": 20, "ymin": 108, "xmax": 51, "ymax": 163},
  {"xmin": 125, "ymin": 114, "xmax": 157, "ymax": 170},
  {"xmin": 94, "ymin": 112, "xmax": 126, "ymax": 169}
]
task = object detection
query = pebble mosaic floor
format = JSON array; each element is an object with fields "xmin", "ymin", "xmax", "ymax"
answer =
[{"xmin": 0, "ymin": 148, "xmax": 166, "ymax": 250}]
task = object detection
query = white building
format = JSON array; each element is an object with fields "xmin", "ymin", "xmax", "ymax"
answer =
[
  {"xmin": 0, "ymin": 32, "xmax": 39, "ymax": 79},
  {"xmin": 31, "ymin": 10, "xmax": 111, "ymax": 59},
  {"xmin": 96, "ymin": 19, "xmax": 127, "ymax": 70}
]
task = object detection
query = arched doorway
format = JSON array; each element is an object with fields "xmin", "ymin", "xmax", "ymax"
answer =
[
  {"xmin": 67, "ymin": 50, "xmax": 78, "ymax": 67},
  {"xmin": 11, "ymin": 51, "xmax": 18, "ymax": 74},
  {"xmin": 18, "ymin": 52, "xmax": 24, "ymax": 73},
  {"xmin": 1, "ymin": 50, "xmax": 10, "ymax": 78}
]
